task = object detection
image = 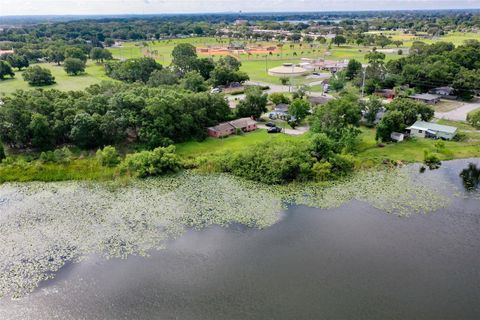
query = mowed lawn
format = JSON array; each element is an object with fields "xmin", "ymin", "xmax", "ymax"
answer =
[
  {"xmin": 0, "ymin": 61, "xmax": 111, "ymax": 95},
  {"xmin": 356, "ymin": 127, "xmax": 480, "ymax": 163},
  {"xmin": 176, "ymin": 129, "xmax": 308, "ymax": 158}
]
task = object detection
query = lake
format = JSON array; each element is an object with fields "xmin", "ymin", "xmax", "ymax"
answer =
[{"xmin": 0, "ymin": 159, "xmax": 479, "ymax": 319}]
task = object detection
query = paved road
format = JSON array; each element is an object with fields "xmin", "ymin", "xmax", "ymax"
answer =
[{"xmin": 435, "ymin": 101, "xmax": 480, "ymax": 121}]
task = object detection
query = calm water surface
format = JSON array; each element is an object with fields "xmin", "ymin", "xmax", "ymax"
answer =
[{"xmin": 1, "ymin": 159, "xmax": 479, "ymax": 319}]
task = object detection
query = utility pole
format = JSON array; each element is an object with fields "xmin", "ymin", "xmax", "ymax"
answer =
[{"xmin": 361, "ymin": 67, "xmax": 366, "ymax": 97}]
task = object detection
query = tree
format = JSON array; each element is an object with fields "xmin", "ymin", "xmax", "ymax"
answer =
[
  {"xmin": 309, "ymin": 133, "xmax": 334, "ymax": 160},
  {"xmin": 375, "ymin": 35, "xmax": 392, "ymax": 48},
  {"xmin": 105, "ymin": 57, "xmax": 162, "ymax": 83},
  {"xmin": 280, "ymin": 76, "xmax": 290, "ymax": 85},
  {"xmin": 6, "ymin": 54, "xmax": 29, "ymax": 70},
  {"xmin": 172, "ymin": 43, "xmax": 198, "ymax": 74},
  {"xmin": 364, "ymin": 95, "xmax": 383, "ymax": 127},
  {"xmin": 218, "ymin": 56, "xmax": 241, "ymax": 71},
  {"xmin": 236, "ymin": 87, "xmax": 268, "ymax": 119},
  {"xmin": 90, "ymin": 47, "xmax": 113, "ymax": 62},
  {"xmin": 467, "ymin": 109, "xmax": 480, "ymax": 129},
  {"xmin": 345, "ymin": 59, "xmax": 362, "ymax": 80},
  {"xmin": 181, "ymin": 71, "xmax": 207, "ymax": 92},
  {"xmin": 70, "ymin": 113, "xmax": 101, "ymax": 149},
  {"xmin": 289, "ymin": 98, "xmax": 310, "ymax": 122},
  {"xmin": 375, "ymin": 110, "xmax": 405, "ymax": 142},
  {"xmin": 393, "ymin": 40, "xmax": 404, "ymax": 48},
  {"xmin": 64, "ymin": 58, "xmax": 86, "ymax": 75},
  {"xmin": 387, "ymin": 98, "xmax": 434, "ymax": 125},
  {"xmin": 29, "ymin": 113, "xmax": 54, "ymax": 150},
  {"xmin": 64, "ymin": 47, "xmax": 87, "ymax": 62},
  {"xmin": 332, "ymin": 35, "xmax": 347, "ymax": 47},
  {"xmin": 47, "ymin": 48, "xmax": 65, "ymax": 65},
  {"xmin": 0, "ymin": 61, "xmax": 15, "ymax": 79},
  {"xmin": 194, "ymin": 57, "xmax": 215, "ymax": 79},
  {"xmin": 147, "ymin": 69, "xmax": 179, "ymax": 86},
  {"xmin": 209, "ymin": 66, "xmax": 249, "ymax": 87},
  {"xmin": 269, "ymin": 92, "xmax": 290, "ymax": 105},
  {"xmin": 22, "ymin": 66, "xmax": 55, "ymax": 86},
  {"xmin": 453, "ymin": 68, "xmax": 480, "ymax": 101}
]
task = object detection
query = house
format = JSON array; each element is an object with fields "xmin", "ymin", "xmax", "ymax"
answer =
[
  {"xmin": 429, "ymin": 86, "xmax": 454, "ymax": 96},
  {"xmin": 374, "ymin": 89, "xmax": 396, "ymax": 99},
  {"xmin": 207, "ymin": 117, "xmax": 257, "ymax": 138},
  {"xmin": 309, "ymin": 96, "xmax": 332, "ymax": 106},
  {"xmin": 406, "ymin": 121, "xmax": 457, "ymax": 140},
  {"xmin": 207, "ymin": 122, "xmax": 235, "ymax": 138},
  {"xmin": 390, "ymin": 132, "xmax": 405, "ymax": 142},
  {"xmin": 229, "ymin": 117, "xmax": 257, "ymax": 132},
  {"xmin": 429, "ymin": 86, "xmax": 457, "ymax": 100},
  {"xmin": 408, "ymin": 93, "xmax": 441, "ymax": 104}
]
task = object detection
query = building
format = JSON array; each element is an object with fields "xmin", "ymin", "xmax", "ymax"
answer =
[
  {"xmin": 229, "ymin": 117, "xmax": 257, "ymax": 132},
  {"xmin": 429, "ymin": 86, "xmax": 454, "ymax": 96},
  {"xmin": 0, "ymin": 49, "xmax": 14, "ymax": 57},
  {"xmin": 408, "ymin": 93, "xmax": 441, "ymax": 104},
  {"xmin": 374, "ymin": 89, "xmax": 396, "ymax": 99},
  {"xmin": 207, "ymin": 123, "xmax": 235, "ymax": 138},
  {"xmin": 207, "ymin": 117, "xmax": 257, "ymax": 138},
  {"xmin": 268, "ymin": 63, "xmax": 309, "ymax": 77},
  {"xmin": 406, "ymin": 121, "xmax": 457, "ymax": 140},
  {"xmin": 390, "ymin": 132, "xmax": 405, "ymax": 142},
  {"xmin": 308, "ymin": 96, "xmax": 332, "ymax": 106}
]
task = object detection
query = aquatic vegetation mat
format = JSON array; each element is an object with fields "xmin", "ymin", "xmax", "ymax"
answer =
[{"xmin": 0, "ymin": 168, "xmax": 450, "ymax": 298}]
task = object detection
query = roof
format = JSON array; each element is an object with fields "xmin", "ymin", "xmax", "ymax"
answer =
[
  {"xmin": 308, "ymin": 96, "xmax": 332, "ymax": 105},
  {"xmin": 275, "ymin": 103, "xmax": 289, "ymax": 112},
  {"xmin": 229, "ymin": 117, "xmax": 257, "ymax": 128},
  {"xmin": 409, "ymin": 93, "xmax": 440, "ymax": 101},
  {"xmin": 208, "ymin": 122, "xmax": 234, "ymax": 132},
  {"xmin": 407, "ymin": 121, "xmax": 457, "ymax": 134}
]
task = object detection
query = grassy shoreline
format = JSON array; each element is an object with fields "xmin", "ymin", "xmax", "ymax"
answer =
[{"xmin": 1, "ymin": 125, "xmax": 479, "ymax": 184}]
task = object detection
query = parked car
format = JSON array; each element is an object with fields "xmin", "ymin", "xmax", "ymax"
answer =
[
  {"xmin": 210, "ymin": 88, "xmax": 222, "ymax": 94},
  {"xmin": 268, "ymin": 127, "xmax": 282, "ymax": 133},
  {"xmin": 265, "ymin": 122, "xmax": 276, "ymax": 127}
]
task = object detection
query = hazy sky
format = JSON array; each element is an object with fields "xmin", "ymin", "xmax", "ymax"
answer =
[{"xmin": 0, "ymin": 0, "xmax": 478, "ymax": 16}]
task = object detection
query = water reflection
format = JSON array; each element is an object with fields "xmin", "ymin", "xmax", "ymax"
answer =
[{"xmin": 460, "ymin": 163, "xmax": 480, "ymax": 191}]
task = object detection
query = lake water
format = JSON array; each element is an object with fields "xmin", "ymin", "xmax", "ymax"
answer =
[{"xmin": 0, "ymin": 159, "xmax": 479, "ymax": 319}]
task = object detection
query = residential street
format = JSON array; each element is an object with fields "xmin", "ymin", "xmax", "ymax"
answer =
[{"xmin": 256, "ymin": 123, "xmax": 309, "ymax": 135}]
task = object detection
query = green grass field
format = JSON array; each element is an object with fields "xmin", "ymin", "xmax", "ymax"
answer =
[{"xmin": 0, "ymin": 61, "xmax": 111, "ymax": 95}]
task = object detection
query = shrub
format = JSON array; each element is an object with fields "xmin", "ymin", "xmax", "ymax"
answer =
[
  {"xmin": 312, "ymin": 161, "xmax": 333, "ymax": 181},
  {"xmin": 96, "ymin": 146, "xmax": 121, "ymax": 167},
  {"xmin": 467, "ymin": 109, "xmax": 480, "ymax": 129},
  {"xmin": 64, "ymin": 58, "xmax": 86, "ymax": 75},
  {"xmin": 120, "ymin": 146, "xmax": 180, "ymax": 178},
  {"xmin": 39, "ymin": 147, "xmax": 72, "ymax": 164},
  {"xmin": 423, "ymin": 150, "xmax": 441, "ymax": 169},
  {"xmin": 453, "ymin": 131, "xmax": 467, "ymax": 142}
]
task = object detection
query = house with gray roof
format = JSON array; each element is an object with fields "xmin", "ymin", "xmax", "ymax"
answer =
[
  {"xmin": 408, "ymin": 93, "xmax": 441, "ymax": 104},
  {"xmin": 406, "ymin": 121, "xmax": 457, "ymax": 140}
]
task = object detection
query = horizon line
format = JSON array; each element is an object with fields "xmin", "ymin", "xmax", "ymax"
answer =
[{"xmin": 1, "ymin": 7, "xmax": 480, "ymax": 18}]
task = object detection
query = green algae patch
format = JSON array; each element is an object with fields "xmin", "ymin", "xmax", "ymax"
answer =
[{"xmin": 0, "ymin": 168, "xmax": 449, "ymax": 298}]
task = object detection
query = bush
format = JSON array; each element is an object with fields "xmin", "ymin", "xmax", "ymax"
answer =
[
  {"xmin": 311, "ymin": 161, "xmax": 333, "ymax": 181},
  {"xmin": 96, "ymin": 146, "xmax": 121, "ymax": 167},
  {"xmin": 120, "ymin": 146, "xmax": 180, "ymax": 178},
  {"xmin": 467, "ymin": 109, "xmax": 480, "ymax": 129},
  {"xmin": 453, "ymin": 131, "xmax": 467, "ymax": 142},
  {"xmin": 39, "ymin": 147, "xmax": 72, "ymax": 164},
  {"xmin": 423, "ymin": 150, "xmax": 441, "ymax": 170}
]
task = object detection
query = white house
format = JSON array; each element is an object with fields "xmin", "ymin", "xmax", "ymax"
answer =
[{"xmin": 406, "ymin": 121, "xmax": 457, "ymax": 140}]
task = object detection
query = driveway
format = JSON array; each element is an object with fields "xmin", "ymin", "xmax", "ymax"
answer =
[
  {"xmin": 435, "ymin": 101, "xmax": 480, "ymax": 121},
  {"xmin": 257, "ymin": 123, "xmax": 308, "ymax": 135}
]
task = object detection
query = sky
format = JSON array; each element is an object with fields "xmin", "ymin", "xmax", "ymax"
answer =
[{"xmin": 0, "ymin": 0, "xmax": 479, "ymax": 16}]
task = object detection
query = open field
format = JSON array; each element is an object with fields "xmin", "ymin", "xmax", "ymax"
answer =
[{"xmin": 0, "ymin": 61, "xmax": 111, "ymax": 95}]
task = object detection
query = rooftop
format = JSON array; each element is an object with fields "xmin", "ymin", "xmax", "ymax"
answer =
[
  {"xmin": 229, "ymin": 117, "xmax": 257, "ymax": 128},
  {"xmin": 409, "ymin": 93, "xmax": 441, "ymax": 101},
  {"xmin": 407, "ymin": 121, "xmax": 457, "ymax": 134}
]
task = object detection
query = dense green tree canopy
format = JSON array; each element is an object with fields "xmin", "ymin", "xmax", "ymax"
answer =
[{"xmin": 22, "ymin": 66, "xmax": 55, "ymax": 86}]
